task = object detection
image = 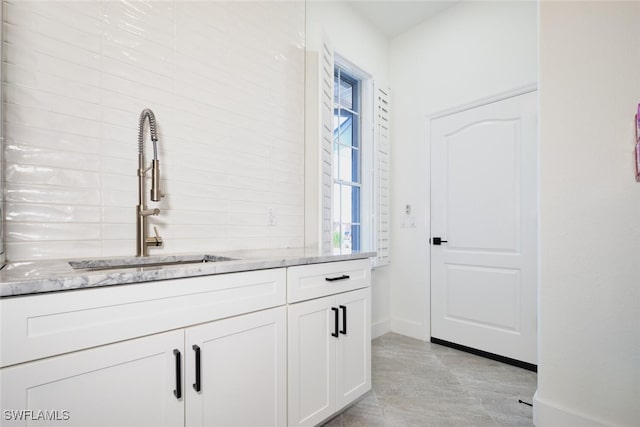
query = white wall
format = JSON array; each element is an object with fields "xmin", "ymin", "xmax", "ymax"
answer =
[
  {"xmin": 306, "ymin": 1, "xmax": 389, "ymax": 86},
  {"xmin": 2, "ymin": 0, "xmax": 305, "ymax": 261},
  {"xmin": 389, "ymin": 1, "xmax": 537, "ymax": 339},
  {"xmin": 536, "ymin": 2, "xmax": 640, "ymax": 426},
  {"xmin": 305, "ymin": 1, "xmax": 391, "ymax": 337}
]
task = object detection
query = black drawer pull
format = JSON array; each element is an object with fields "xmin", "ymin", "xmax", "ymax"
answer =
[
  {"xmin": 331, "ymin": 307, "xmax": 339, "ymax": 338},
  {"xmin": 339, "ymin": 305, "xmax": 347, "ymax": 335},
  {"xmin": 325, "ymin": 275, "xmax": 350, "ymax": 282},
  {"xmin": 173, "ymin": 349, "xmax": 182, "ymax": 399},
  {"xmin": 192, "ymin": 345, "xmax": 201, "ymax": 392}
]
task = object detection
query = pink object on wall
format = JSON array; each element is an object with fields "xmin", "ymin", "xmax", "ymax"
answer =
[{"xmin": 635, "ymin": 104, "xmax": 640, "ymax": 181}]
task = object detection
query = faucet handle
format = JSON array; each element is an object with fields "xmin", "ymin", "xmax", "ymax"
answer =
[
  {"xmin": 146, "ymin": 226, "xmax": 163, "ymax": 247},
  {"xmin": 139, "ymin": 208, "xmax": 160, "ymax": 217}
]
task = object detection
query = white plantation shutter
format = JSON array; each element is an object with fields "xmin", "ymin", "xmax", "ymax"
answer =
[
  {"xmin": 375, "ymin": 87, "xmax": 391, "ymax": 265},
  {"xmin": 316, "ymin": 41, "xmax": 391, "ymax": 261},
  {"xmin": 320, "ymin": 38, "xmax": 334, "ymax": 255}
]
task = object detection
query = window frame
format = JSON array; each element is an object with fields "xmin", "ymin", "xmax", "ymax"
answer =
[{"xmin": 331, "ymin": 55, "xmax": 374, "ymax": 255}]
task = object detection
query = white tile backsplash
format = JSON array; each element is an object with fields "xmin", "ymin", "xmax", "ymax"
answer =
[
  {"xmin": 3, "ymin": 0, "xmax": 306, "ymax": 261},
  {"xmin": 6, "ymin": 240, "xmax": 103, "ymax": 260},
  {"xmin": 4, "ymin": 122, "xmax": 102, "ymax": 154},
  {"xmin": 6, "ymin": 203, "xmax": 101, "ymax": 223},
  {"xmin": 6, "ymin": 183, "xmax": 102, "ymax": 205}
]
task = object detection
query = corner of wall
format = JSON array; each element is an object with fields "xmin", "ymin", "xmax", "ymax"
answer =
[
  {"xmin": 304, "ymin": 49, "xmax": 320, "ymax": 251},
  {"xmin": 390, "ymin": 318, "xmax": 427, "ymax": 342},
  {"xmin": 372, "ymin": 319, "xmax": 391, "ymax": 339},
  {"xmin": 533, "ymin": 392, "xmax": 610, "ymax": 427}
]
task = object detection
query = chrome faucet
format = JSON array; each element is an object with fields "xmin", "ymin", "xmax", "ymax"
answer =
[{"xmin": 136, "ymin": 108, "xmax": 163, "ymax": 257}]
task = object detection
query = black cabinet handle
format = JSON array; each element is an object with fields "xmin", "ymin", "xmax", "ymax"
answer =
[
  {"xmin": 192, "ymin": 345, "xmax": 201, "ymax": 392},
  {"xmin": 325, "ymin": 275, "xmax": 350, "ymax": 282},
  {"xmin": 431, "ymin": 237, "xmax": 448, "ymax": 245},
  {"xmin": 173, "ymin": 349, "xmax": 182, "ymax": 399},
  {"xmin": 331, "ymin": 307, "xmax": 339, "ymax": 338},
  {"xmin": 339, "ymin": 305, "xmax": 347, "ymax": 335}
]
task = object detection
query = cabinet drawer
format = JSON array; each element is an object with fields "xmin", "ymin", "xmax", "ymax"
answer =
[
  {"xmin": 287, "ymin": 259, "xmax": 371, "ymax": 303},
  {"xmin": 0, "ymin": 268, "xmax": 286, "ymax": 368}
]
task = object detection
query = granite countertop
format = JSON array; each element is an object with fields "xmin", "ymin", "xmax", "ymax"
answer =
[{"xmin": 0, "ymin": 248, "xmax": 376, "ymax": 298}]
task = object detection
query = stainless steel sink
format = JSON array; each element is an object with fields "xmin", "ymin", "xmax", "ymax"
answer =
[{"xmin": 68, "ymin": 254, "xmax": 237, "ymax": 271}]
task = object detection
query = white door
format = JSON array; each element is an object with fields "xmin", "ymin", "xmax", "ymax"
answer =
[
  {"xmin": 335, "ymin": 288, "xmax": 371, "ymax": 411},
  {"xmin": 185, "ymin": 306, "xmax": 287, "ymax": 427},
  {"xmin": 0, "ymin": 330, "xmax": 184, "ymax": 427},
  {"xmin": 288, "ymin": 295, "xmax": 336, "ymax": 427},
  {"xmin": 430, "ymin": 90, "xmax": 537, "ymax": 364}
]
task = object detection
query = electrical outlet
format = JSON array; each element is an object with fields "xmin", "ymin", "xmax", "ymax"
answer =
[{"xmin": 267, "ymin": 208, "xmax": 277, "ymax": 226}]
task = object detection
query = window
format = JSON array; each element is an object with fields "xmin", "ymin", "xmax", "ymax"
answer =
[
  {"xmin": 333, "ymin": 67, "xmax": 361, "ymax": 255},
  {"xmin": 316, "ymin": 43, "xmax": 389, "ymax": 263}
]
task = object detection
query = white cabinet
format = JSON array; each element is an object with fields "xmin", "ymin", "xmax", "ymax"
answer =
[
  {"xmin": 0, "ymin": 269, "xmax": 288, "ymax": 427},
  {"xmin": 0, "ymin": 330, "xmax": 184, "ymax": 427},
  {"xmin": 0, "ymin": 258, "xmax": 372, "ymax": 427},
  {"xmin": 288, "ymin": 294, "xmax": 336, "ymax": 426},
  {"xmin": 186, "ymin": 306, "xmax": 287, "ymax": 427},
  {"xmin": 288, "ymin": 287, "xmax": 371, "ymax": 427},
  {"xmin": 0, "ymin": 307, "xmax": 287, "ymax": 427},
  {"xmin": 0, "ymin": 268, "xmax": 286, "ymax": 368},
  {"xmin": 287, "ymin": 260, "xmax": 371, "ymax": 303},
  {"xmin": 335, "ymin": 288, "xmax": 371, "ymax": 411}
]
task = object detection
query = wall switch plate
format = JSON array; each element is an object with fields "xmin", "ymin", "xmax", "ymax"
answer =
[
  {"xmin": 401, "ymin": 216, "xmax": 416, "ymax": 228},
  {"xmin": 401, "ymin": 215, "xmax": 416, "ymax": 228}
]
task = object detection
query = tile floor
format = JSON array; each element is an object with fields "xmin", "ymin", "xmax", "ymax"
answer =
[{"xmin": 323, "ymin": 333, "xmax": 537, "ymax": 427}]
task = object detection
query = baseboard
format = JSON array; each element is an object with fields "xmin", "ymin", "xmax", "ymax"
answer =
[
  {"xmin": 533, "ymin": 391, "xmax": 610, "ymax": 427},
  {"xmin": 430, "ymin": 337, "xmax": 537, "ymax": 372},
  {"xmin": 372, "ymin": 318, "xmax": 391, "ymax": 339},
  {"xmin": 390, "ymin": 318, "xmax": 425, "ymax": 341}
]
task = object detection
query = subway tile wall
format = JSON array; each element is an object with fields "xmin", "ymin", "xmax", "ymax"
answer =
[{"xmin": 2, "ymin": 1, "xmax": 305, "ymax": 261}]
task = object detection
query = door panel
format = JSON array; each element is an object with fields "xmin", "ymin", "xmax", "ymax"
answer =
[
  {"xmin": 430, "ymin": 90, "xmax": 537, "ymax": 364},
  {"xmin": 287, "ymin": 296, "xmax": 336, "ymax": 427},
  {"xmin": 446, "ymin": 120, "xmax": 520, "ymax": 252},
  {"xmin": 0, "ymin": 330, "xmax": 184, "ymax": 427},
  {"xmin": 335, "ymin": 288, "xmax": 371, "ymax": 411},
  {"xmin": 445, "ymin": 265, "xmax": 520, "ymax": 332},
  {"xmin": 186, "ymin": 307, "xmax": 286, "ymax": 427}
]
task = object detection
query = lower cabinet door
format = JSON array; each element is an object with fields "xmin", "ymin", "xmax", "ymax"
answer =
[
  {"xmin": 185, "ymin": 306, "xmax": 287, "ymax": 427},
  {"xmin": 335, "ymin": 287, "xmax": 371, "ymax": 411},
  {"xmin": 0, "ymin": 330, "xmax": 185, "ymax": 427},
  {"xmin": 288, "ymin": 288, "xmax": 372, "ymax": 426},
  {"xmin": 287, "ymin": 295, "xmax": 336, "ymax": 427}
]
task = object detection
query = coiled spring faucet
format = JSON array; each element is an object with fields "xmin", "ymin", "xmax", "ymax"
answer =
[{"xmin": 137, "ymin": 108, "xmax": 163, "ymax": 256}]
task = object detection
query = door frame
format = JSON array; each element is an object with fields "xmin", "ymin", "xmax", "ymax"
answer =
[{"xmin": 424, "ymin": 82, "xmax": 538, "ymax": 343}]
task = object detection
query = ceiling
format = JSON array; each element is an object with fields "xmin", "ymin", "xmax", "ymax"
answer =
[{"xmin": 347, "ymin": 1, "xmax": 457, "ymax": 38}]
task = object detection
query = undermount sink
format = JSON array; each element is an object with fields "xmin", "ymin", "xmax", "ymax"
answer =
[{"xmin": 68, "ymin": 254, "xmax": 238, "ymax": 271}]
